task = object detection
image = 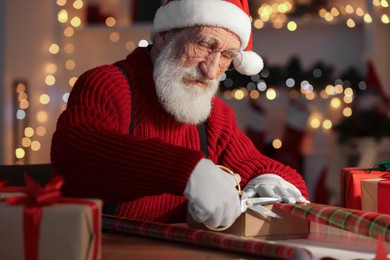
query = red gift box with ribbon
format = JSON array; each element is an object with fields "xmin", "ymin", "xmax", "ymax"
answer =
[
  {"xmin": 340, "ymin": 167, "xmax": 384, "ymax": 209},
  {"xmin": 0, "ymin": 175, "xmax": 101, "ymax": 260},
  {"xmin": 341, "ymin": 160, "xmax": 390, "ymax": 210},
  {"xmin": 361, "ymin": 173, "xmax": 390, "ymax": 214}
]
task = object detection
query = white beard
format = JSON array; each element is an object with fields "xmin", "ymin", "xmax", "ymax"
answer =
[{"xmin": 153, "ymin": 38, "xmax": 220, "ymax": 125}]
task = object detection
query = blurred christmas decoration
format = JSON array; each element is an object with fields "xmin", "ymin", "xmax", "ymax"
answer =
[
  {"xmin": 13, "ymin": 80, "xmax": 30, "ymax": 164},
  {"xmin": 82, "ymin": 0, "xmax": 389, "ymax": 28},
  {"xmin": 224, "ymin": 57, "xmax": 390, "ymax": 205},
  {"xmin": 334, "ymin": 89, "xmax": 390, "ymax": 143},
  {"xmin": 221, "ymin": 56, "xmax": 388, "ymax": 158},
  {"xmin": 250, "ymin": 0, "xmax": 390, "ymax": 31},
  {"xmin": 334, "ymin": 61, "xmax": 390, "ymax": 144},
  {"xmin": 221, "ymin": 56, "xmax": 366, "ymax": 96}
]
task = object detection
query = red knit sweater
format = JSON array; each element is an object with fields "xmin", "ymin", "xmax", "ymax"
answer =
[{"xmin": 51, "ymin": 47, "xmax": 309, "ymax": 223}]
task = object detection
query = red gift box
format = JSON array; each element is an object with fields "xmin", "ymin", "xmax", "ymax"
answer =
[
  {"xmin": 361, "ymin": 176, "xmax": 390, "ymax": 214},
  {"xmin": 340, "ymin": 167, "xmax": 384, "ymax": 209}
]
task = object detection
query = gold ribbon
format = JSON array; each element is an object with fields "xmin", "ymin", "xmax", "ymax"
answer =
[{"xmin": 205, "ymin": 165, "xmax": 242, "ymax": 232}]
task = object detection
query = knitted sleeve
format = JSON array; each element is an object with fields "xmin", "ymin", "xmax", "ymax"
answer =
[
  {"xmin": 51, "ymin": 65, "xmax": 204, "ymax": 201},
  {"xmin": 207, "ymin": 98, "xmax": 309, "ymax": 200}
]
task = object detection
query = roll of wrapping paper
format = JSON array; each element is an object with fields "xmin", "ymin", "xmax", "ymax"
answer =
[
  {"xmin": 102, "ymin": 214, "xmax": 312, "ymax": 259},
  {"xmin": 275, "ymin": 203, "xmax": 390, "ymax": 242}
]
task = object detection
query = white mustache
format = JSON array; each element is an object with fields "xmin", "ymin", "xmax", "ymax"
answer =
[{"xmin": 182, "ymin": 67, "xmax": 217, "ymax": 88}]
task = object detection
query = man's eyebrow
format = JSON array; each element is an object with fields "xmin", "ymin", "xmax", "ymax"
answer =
[
  {"xmin": 197, "ymin": 35, "xmax": 239, "ymax": 51},
  {"xmin": 196, "ymin": 34, "xmax": 218, "ymax": 44}
]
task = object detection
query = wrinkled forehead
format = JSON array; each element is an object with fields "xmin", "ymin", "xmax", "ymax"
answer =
[{"xmin": 176, "ymin": 26, "xmax": 241, "ymax": 48}]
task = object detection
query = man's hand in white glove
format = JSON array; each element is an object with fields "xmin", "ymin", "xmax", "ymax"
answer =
[
  {"xmin": 243, "ymin": 174, "xmax": 309, "ymax": 204},
  {"xmin": 184, "ymin": 159, "xmax": 241, "ymax": 228}
]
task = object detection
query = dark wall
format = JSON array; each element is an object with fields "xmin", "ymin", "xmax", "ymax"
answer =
[
  {"xmin": 0, "ymin": 0, "xmax": 5, "ymax": 163},
  {"xmin": 133, "ymin": 0, "xmax": 161, "ymax": 22}
]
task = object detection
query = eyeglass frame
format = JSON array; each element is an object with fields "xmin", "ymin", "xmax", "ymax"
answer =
[{"xmin": 191, "ymin": 35, "xmax": 243, "ymax": 71}]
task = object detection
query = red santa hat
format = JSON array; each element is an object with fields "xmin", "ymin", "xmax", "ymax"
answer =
[{"xmin": 151, "ymin": 0, "xmax": 264, "ymax": 76}]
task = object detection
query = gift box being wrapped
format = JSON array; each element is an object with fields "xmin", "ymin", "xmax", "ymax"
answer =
[
  {"xmin": 361, "ymin": 177, "xmax": 390, "ymax": 214},
  {"xmin": 187, "ymin": 204, "xmax": 310, "ymax": 239},
  {"xmin": 187, "ymin": 166, "xmax": 309, "ymax": 239},
  {"xmin": 0, "ymin": 175, "xmax": 101, "ymax": 260}
]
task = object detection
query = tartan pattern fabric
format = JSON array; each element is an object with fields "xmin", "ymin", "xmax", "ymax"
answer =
[
  {"xmin": 308, "ymin": 222, "xmax": 381, "ymax": 252},
  {"xmin": 102, "ymin": 214, "xmax": 312, "ymax": 259},
  {"xmin": 275, "ymin": 203, "xmax": 390, "ymax": 243}
]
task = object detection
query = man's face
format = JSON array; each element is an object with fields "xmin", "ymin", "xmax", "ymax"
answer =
[
  {"xmin": 153, "ymin": 26, "xmax": 241, "ymax": 124},
  {"xmin": 176, "ymin": 26, "xmax": 241, "ymax": 83}
]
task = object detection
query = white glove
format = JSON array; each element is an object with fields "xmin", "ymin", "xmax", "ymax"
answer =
[
  {"xmin": 184, "ymin": 159, "xmax": 241, "ymax": 228},
  {"xmin": 243, "ymin": 174, "xmax": 309, "ymax": 204}
]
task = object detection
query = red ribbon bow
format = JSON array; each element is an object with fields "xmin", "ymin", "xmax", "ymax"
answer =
[
  {"xmin": 5, "ymin": 175, "xmax": 63, "ymax": 205},
  {"xmin": 2, "ymin": 175, "xmax": 100, "ymax": 260}
]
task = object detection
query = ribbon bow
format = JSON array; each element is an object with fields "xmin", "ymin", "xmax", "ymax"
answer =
[
  {"xmin": 2, "ymin": 174, "xmax": 99, "ymax": 260},
  {"xmin": 5, "ymin": 174, "xmax": 64, "ymax": 206},
  {"xmin": 368, "ymin": 160, "xmax": 390, "ymax": 181},
  {"xmin": 369, "ymin": 160, "xmax": 390, "ymax": 173}
]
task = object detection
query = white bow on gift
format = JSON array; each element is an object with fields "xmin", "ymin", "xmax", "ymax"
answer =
[{"xmin": 205, "ymin": 166, "xmax": 281, "ymax": 232}]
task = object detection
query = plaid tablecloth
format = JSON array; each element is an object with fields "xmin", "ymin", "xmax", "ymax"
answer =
[
  {"xmin": 275, "ymin": 203, "xmax": 390, "ymax": 243},
  {"xmin": 102, "ymin": 214, "xmax": 312, "ymax": 259}
]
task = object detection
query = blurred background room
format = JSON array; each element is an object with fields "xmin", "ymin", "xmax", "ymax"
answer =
[{"xmin": 1, "ymin": 0, "xmax": 389, "ymax": 205}]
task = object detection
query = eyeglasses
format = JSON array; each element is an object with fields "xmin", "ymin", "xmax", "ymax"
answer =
[{"xmin": 193, "ymin": 37, "xmax": 242, "ymax": 71}]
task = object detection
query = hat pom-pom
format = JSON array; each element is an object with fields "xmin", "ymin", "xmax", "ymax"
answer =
[{"xmin": 233, "ymin": 51, "xmax": 264, "ymax": 76}]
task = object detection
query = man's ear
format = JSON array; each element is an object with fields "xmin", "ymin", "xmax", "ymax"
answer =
[{"xmin": 154, "ymin": 31, "xmax": 173, "ymax": 51}]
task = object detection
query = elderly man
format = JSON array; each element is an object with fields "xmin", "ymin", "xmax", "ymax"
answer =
[{"xmin": 51, "ymin": 0, "xmax": 309, "ymax": 229}]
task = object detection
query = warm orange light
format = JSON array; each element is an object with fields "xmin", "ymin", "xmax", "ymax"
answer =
[
  {"xmin": 272, "ymin": 139, "xmax": 282, "ymax": 149},
  {"xmin": 49, "ymin": 44, "xmax": 60, "ymax": 54},
  {"xmin": 109, "ymin": 32, "xmax": 120, "ymax": 43},
  {"xmin": 266, "ymin": 88, "xmax": 277, "ymax": 100},
  {"xmin": 234, "ymin": 89, "xmax": 245, "ymax": 100},
  {"xmin": 106, "ymin": 17, "xmax": 116, "ymax": 27},
  {"xmin": 39, "ymin": 94, "xmax": 50, "ymax": 105}
]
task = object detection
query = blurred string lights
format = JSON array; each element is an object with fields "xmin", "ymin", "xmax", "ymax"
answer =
[
  {"xmin": 13, "ymin": 0, "xmax": 387, "ymax": 161},
  {"xmin": 14, "ymin": 0, "xmax": 145, "ymax": 163},
  {"xmin": 14, "ymin": 77, "xmax": 49, "ymax": 162},
  {"xmin": 251, "ymin": 0, "xmax": 389, "ymax": 31},
  {"xmin": 223, "ymin": 0, "xmax": 389, "ymax": 151},
  {"xmin": 221, "ymin": 58, "xmax": 367, "ymax": 151}
]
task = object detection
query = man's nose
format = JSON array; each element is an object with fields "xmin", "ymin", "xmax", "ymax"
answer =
[{"xmin": 199, "ymin": 52, "xmax": 221, "ymax": 80}]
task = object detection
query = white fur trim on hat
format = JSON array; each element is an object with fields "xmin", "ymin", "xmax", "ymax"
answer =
[{"xmin": 151, "ymin": 0, "xmax": 251, "ymax": 49}]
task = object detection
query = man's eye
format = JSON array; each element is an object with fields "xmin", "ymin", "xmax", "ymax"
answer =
[
  {"xmin": 222, "ymin": 51, "xmax": 236, "ymax": 60},
  {"xmin": 197, "ymin": 41, "xmax": 211, "ymax": 50}
]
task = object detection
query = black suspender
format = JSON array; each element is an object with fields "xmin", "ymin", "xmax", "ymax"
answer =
[
  {"xmin": 102, "ymin": 64, "xmax": 132, "ymax": 216},
  {"xmin": 197, "ymin": 123, "xmax": 208, "ymax": 158},
  {"xmin": 103, "ymin": 64, "xmax": 209, "ymax": 216},
  {"xmin": 116, "ymin": 64, "xmax": 135, "ymax": 135}
]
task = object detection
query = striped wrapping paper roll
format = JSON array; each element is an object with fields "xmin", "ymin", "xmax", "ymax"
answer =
[
  {"xmin": 102, "ymin": 214, "xmax": 312, "ymax": 259},
  {"xmin": 275, "ymin": 203, "xmax": 390, "ymax": 242}
]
